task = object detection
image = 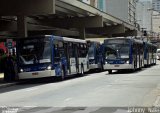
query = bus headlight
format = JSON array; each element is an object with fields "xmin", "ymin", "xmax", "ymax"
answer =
[
  {"xmin": 126, "ymin": 61, "xmax": 130, "ymax": 64},
  {"xmin": 47, "ymin": 66, "xmax": 52, "ymax": 70},
  {"xmin": 20, "ymin": 69, "xmax": 24, "ymax": 72}
]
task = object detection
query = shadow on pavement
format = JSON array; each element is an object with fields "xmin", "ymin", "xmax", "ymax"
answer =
[
  {"xmin": 1, "ymin": 64, "xmax": 158, "ymax": 93},
  {"xmin": 105, "ymin": 64, "xmax": 159, "ymax": 75},
  {"xmin": 0, "ymin": 74, "xmax": 91, "ymax": 94}
]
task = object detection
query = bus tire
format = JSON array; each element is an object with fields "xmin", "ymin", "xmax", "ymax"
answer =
[
  {"xmin": 134, "ymin": 60, "xmax": 137, "ymax": 70},
  {"xmin": 100, "ymin": 63, "xmax": 104, "ymax": 72},
  {"xmin": 108, "ymin": 70, "xmax": 112, "ymax": 74}
]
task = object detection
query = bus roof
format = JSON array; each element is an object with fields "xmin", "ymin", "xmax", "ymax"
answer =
[
  {"xmin": 17, "ymin": 35, "xmax": 86, "ymax": 44},
  {"xmin": 86, "ymin": 40, "xmax": 100, "ymax": 44},
  {"xmin": 46, "ymin": 35, "xmax": 86, "ymax": 43},
  {"xmin": 104, "ymin": 37, "xmax": 143, "ymax": 44}
]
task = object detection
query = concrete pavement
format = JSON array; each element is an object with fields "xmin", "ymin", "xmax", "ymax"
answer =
[
  {"xmin": 0, "ymin": 107, "xmax": 134, "ymax": 113},
  {"xmin": 0, "ymin": 73, "xmax": 21, "ymax": 89},
  {"xmin": 0, "ymin": 61, "xmax": 160, "ymax": 112}
]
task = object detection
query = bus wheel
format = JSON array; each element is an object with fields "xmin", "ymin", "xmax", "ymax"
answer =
[
  {"xmin": 100, "ymin": 63, "xmax": 104, "ymax": 72},
  {"xmin": 108, "ymin": 70, "xmax": 112, "ymax": 74},
  {"xmin": 134, "ymin": 61, "xmax": 137, "ymax": 70}
]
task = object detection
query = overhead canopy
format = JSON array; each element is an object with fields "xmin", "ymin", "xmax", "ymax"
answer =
[
  {"xmin": 0, "ymin": 0, "xmax": 140, "ymax": 38},
  {"xmin": 0, "ymin": 0, "xmax": 55, "ymax": 15}
]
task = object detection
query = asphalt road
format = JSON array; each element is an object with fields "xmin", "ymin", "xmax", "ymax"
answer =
[{"xmin": 1, "ymin": 61, "xmax": 160, "ymax": 112}]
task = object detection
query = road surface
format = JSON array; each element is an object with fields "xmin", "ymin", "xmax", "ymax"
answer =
[{"xmin": 0, "ymin": 61, "xmax": 160, "ymax": 112}]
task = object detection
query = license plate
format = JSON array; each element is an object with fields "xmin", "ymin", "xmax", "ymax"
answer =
[
  {"xmin": 32, "ymin": 72, "xmax": 38, "ymax": 76},
  {"xmin": 114, "ymin": 65, "xmax": 119, "ymax": 67}
]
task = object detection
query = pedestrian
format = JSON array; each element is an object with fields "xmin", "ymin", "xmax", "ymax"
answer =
[{"xmin": 4, "ymin": 53, "xmax": 17, "ymax": 82}]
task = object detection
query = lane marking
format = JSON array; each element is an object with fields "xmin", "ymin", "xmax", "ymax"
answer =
[
  {"xmin": 64, "ymin": 98, "xmax": 72, "ymax": 102},
  {"xmin": 24, "ymin": 88, "xmax": 38, "ymax": 92},
  {"xmin": 114, "ymin": 109, "xmax": 130, "ymax": 113},
  {"xmin": 153, "ymin": 96, "xmax": 160, "ymax": 107},
  {"xmin": 72, "ymin": 107, "xmax": 100, "ymax": 113},
  {"xmin": 28, "ymin": 107, "xmax": 63, "ymax": 113}
]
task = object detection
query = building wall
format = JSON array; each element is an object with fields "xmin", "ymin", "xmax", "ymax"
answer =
[
  {"xmin": 81, "ymin": 0, "xmax": 90, "ymax": 4},
  {"xmin": 153, "ymin": 11, "xmax": 160, "ymax": 33},
  {"xmin": 136, "ymin": 1, "xmax": 152, "ymax": 32},
  {"xmin": 105, "ymin": 0, "xmax": 136, "ymax": 25},
  {"xmin": 153, "ymin": 0, "xmax": 160, "ymax": 12},
  {"xmin": 97, "ymin": 0, "xmax": 106, "ymax": 11},
  {"xmin": 128, "ymin": 0, "xmax": 136, "ymax": 23},
  {"xmin": 90, "ymin": 0, "xmax": 98, "ymax": 8}
]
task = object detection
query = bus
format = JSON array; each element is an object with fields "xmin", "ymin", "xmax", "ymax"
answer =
[
  {"xmin": 157, "ymin": 49, "xmax": 160, "ymax": 60},
  {"xmin": 87, "ymin": 40, "xmax": 103, "ymax": 71},
  {"xmin": 103, "ymin": 37, "xmax": 144, "ymax": 74},
  {"xmin": 152, "ymin": 44, "xmax": 157, "ymax": 65},
  {"xmin": 144, "ymin": 41, "xmax": 157, "ymax": 67},
  {"xmin": 16, "ymin": 35, "xmax": 89, "ymax": 80}
]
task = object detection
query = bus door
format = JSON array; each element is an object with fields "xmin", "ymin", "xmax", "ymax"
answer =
[
  {"xmin": 137, "ymin": 43, "xmax": 140, "ymax": 68},
  {"xmin": 68, "ymin": 43, "xmax": 77, "ymax": 74},
  {"xmin": 96, "ymin": 43, "xmax": 101, "ymax": 65},
  {"xmin": 74, "ymin": 44, "xmax": 79, "ymax": 73},
  {"xmin": 135, "ymin": 43, "xmax": 138, "ymax": 68},
  {"xmin": 54, "ymin": 41, "xmax": 67, "ymax": 76},
  {"xmin": 64, "ymin": 42, "xmax": 70, "ymax": 75},
  {"xmin": 133, "ymin": 43, "xmax": 137, "ymax": 69}
]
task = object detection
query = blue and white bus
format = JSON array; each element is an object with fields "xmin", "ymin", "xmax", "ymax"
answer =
[
  {"xmin": 103, "ymin": 37, "xmax": 144, "ymax": 74},
  {"xmin": 87, "ymin": 40, "xmax": 103, "ymax": 71},
  {"xmin": 16, "ymin": 35, "xmax": 89, "ymax": 80},
  {"xmin": 144, "ymin": 41, "xmax": 157, "ymax": 67}
]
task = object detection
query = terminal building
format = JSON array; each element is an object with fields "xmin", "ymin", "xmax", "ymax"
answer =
[
  {"xmin": 105, "ymin": 0, "xmax": 136, "ymax": 25},
  {"xmin": 153, "ymin": 0, "xmax": 160, "ymax": 12},
  {"xmin": 136, "ymin": 1, "xmax": 152, "ymax": 32},
  {"xmin": 0, "ymin": 0, "xmax": 139, "ymax": 39}
]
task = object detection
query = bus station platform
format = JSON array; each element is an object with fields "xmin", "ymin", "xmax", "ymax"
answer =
[{"xmin": 0, "ymin": 73, "xmax": 18, "ymax": 89}]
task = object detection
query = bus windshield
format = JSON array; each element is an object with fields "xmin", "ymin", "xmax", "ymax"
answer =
[
  {"xmin": 105, "ymin": 40, "xmax": 130, "ymax": 59},
  {"xmin": 88, "ymin": 45, "xmax": 95, "ymax": 58},
  {"xmin": 18, "ymin": 38, "xmax": 51, "ymax": 65}
]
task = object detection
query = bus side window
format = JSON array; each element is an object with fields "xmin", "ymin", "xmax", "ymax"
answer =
[
  {"xmin": 69, "ymin": 43, "xmax": 75, "ymax": 58},
  {"xmin": 78, "ymin": 44, "xmax": 83, "ymax": 57},
  {"xmin": 58, "ymin": 41, "xmax": 65, "ymax": 57},
  {"xmin": 53, "ymin": 44, "xmax": 61, "ymax": 62},
  {"xmin": 82, "ymin": 44, "xmax": 87, "ymax": 58},
  {"xmin": 133, "ymin": 43, "xmax": 138, "ymax": 55}
]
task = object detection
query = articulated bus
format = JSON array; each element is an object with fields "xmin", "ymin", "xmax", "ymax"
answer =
[
  {"xmin": 103, "ymin": 37, "xmax": 144, "ymax": 74},
  {"xmin": 144, "ymin": 41, "xmax": 157, "ymax": 67},
  {"xmin": 87, "ymin": 40, "xmax": 103, "ymax": 71},
  {"xmin": 16, "ymin": 35, "xmax": 89, "ymax": 80}
]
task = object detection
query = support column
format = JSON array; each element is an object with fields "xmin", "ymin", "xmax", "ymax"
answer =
[
  {"xmin": 17, "ymin": 16, "xmax": 28, "ymax": 37},
  {"xmin": 79, "ymin": 27, "xmax": 86, "ymax": 39}
]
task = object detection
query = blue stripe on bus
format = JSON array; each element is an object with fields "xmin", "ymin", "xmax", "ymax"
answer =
[
  {"xmin": 106, "ymin": 60, "xmax": 126, "ymax": 64},
  {"xmin": 20, "ymin": 64, "xmax": 51, "ymax": 72}
]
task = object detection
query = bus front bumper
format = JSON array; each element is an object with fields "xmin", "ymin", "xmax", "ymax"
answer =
[
  {"xmin": 18, "ymin": 70, "xmax": 56, "ymax": 79},
  {"xmin": 103, "ymin": 64, "xmax": 133, "ymax": 70}
]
